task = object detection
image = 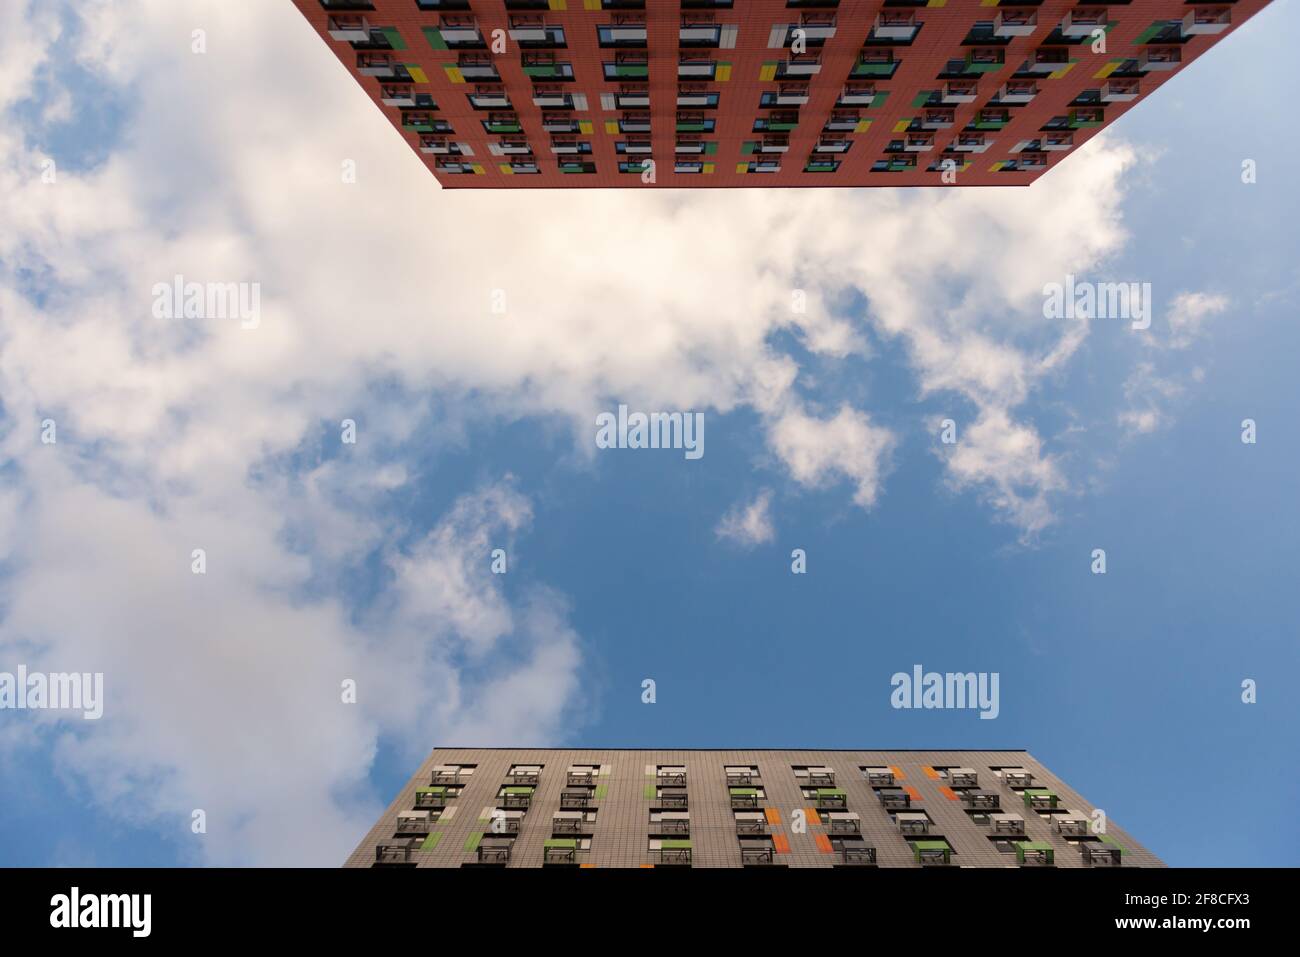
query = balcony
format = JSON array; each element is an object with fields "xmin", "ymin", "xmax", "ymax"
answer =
[
  {"xmin": 725, "ymin": 770, "xmax": 757, "ymax": 787},
  {"xmin": 599, "ymin": 23, "xmax": 648, "ymax": 47},
  {"xmin": 1082, "ymin": 844, "xmax": 1122, "ymax": 867},
  {"xmin": 533, "ymin": 92, "xmax": 577, "ymax": 109},
  {"xmin": 951, "ymin": 134, "xmax": 991, "ymax": 154},
  {"xmin": 542, "ymin": 116, "xmax": 579, "ymax": 133},
  {"xmin": 374, "ymin": 839, "xmax": 414, "ymax": 865},
  {"xmin": 675, "ymin": 140, "xmax": 706, "ymax": 154},
  {"xmin": 677, "ymin": 59, "xmax": 716, "ymax": 79},
  {"xmin": 468, "ymin": 92, "xmax": 510, "ymax": 110},
  {"xmin": 455, "ymin": 55, "xmax": 498, "ymax": 81},
  {"xmin": 961, "ymin": 790, "xmax": 1001, "ymax": 809},
  {"xmin": 815, "ymin": 788, "xmax": 847, "ymax": 809},
  {"xmin": 356, "ymin": 53, "xmax": 399, "ymax": 79},
  {"xmin": 656, "ymin": 770, "xmax": 687, "ymax": 787},
  {"xmin": 735, "ymin": 814, "xmax": 768, "ymax": 835},
  {"xmin": 897, "ymin": 812, "xmax": 929, "ymax": 835},
  {"xmin": 852, "ymin": 52, "xmax": 896, "ymax": 78},
  {"xmin": 873, "ymin": 12, "xmax": 919, "ymax": 42},
  {"xmin": 420, "ymin": 136, "xmax": 468, "ymax": 155},
  {"xmin": 489, "ymin": 138, "xmax": 531, "ymax": 155},
  {"xmin": 657, "ymin": 815, "xmax": 690, "ymax": 835},
  {"xmin": 657, "ymin": 841, "xmax": 692, "ymax": 865},
  {"xmin": 921, "ymin": 109, "xmax": 954, "ymax": 130},
  {"xmin": 1024, "ymin": 48, "xmax": 1069, "ymax": 74},
  {"xmin": 912, "ymin": 840, "xmax": 952, "ymax": 866},
  {"xmin": 380, "ymin": 85, "xmax": 415, "ymax": 107},
  {"xmin": 501, "ymin": 788, "xmax": 533, "ymax": 808},
  {"xmin": 1101, "ymin": 79, "xmax": 1139, "ymax": 103},
  {"xmin": 1023, "ymin": 789, "xmax": 1060, "ymax": 810},
  {"xmin": 806, "ymin": 767, "xmax": 835, "ymax": 787},
  {"xmin": 997, "ymin": 81, "xmax": 1036, "ymax": 105},
  {"xmin": 729, "ymin": 789, "xmax": 760, "ymax": 809},
  {"xmin": 838, "ymin": 84, "xmax": 877, "ymax": 107},
  {"xmin": 1016, "ymin": 152, "xmax": 1048, "ymax": 170},
  {"xmin": 949, "ymin": 768, "xmax": 979, "ymax": 788},
  {"xmin": 994, "ymin": 11, "xmax": 1036, "ymax": 37},
  {"xmin": 553, "ymin": 812, "xmax": 584, "ymax": 834},
  {"xmin": 523, "ymin": 60, "xmax": 574, "ymax": 81},
  {"xmin": 506, "ymin": 769, "xmax": 540, "ymax": 785},
  {"xmin": 790, "ymin": 15, "xmax": 837, "ymax": 42},
  {"xmin": 605, "ymin": 53, "xmax": 648, "ymax": 79},
  {"xmin": 659, "ymin": 792, "xmax": 689, "ymax": 810},
  {"xmin": 878, "ymin": 789, "xmax": 910, "ymax": 810},
  {"xmin": 841, "ymin": 845, "xmax": 877, "ymax": 866},
  {"xmin": 438, "ymin": 23, "xmax": 484, "ymax": 47},
  {"xmin": 1003, "ymin": 769, "xmax": 1033, "ymax": 788},
  {"xmin": 1139, "ymin": 47, "xmax": 1181, "ymax": 72},
  {"xmin": 964, "ymin": 49, "xmax": 1005, "ymax": 74},
  {"xmin": 1015, "ymin": 842, "xmax": 1055, "ymax": 867},
  {"xmin": 327, "ymin": 16, "xmax": 370, "ymax": 42},
  {"xmin": 1054, "ymin": 812, "xmax": 1091, "ymax": 836},
  {"xmin": 679, "ymin": 23, "xmax": 722, "ymax": 47},
  {"xmin": 824, "ymin": 111, "xmax": 861, "ymax": 132},
  {"xmin": 543, "ymin": 840, "xmax": 578, "ymax": 865},
  {"xmin": 414, "ymin": 786, "xmax": 450, "ymax": 809},
  {"xmin": 740, "ymin": 845, "xmax": 775, "ymax": 866},
  {"xmin": 971, "ymin": 109, "xmax": 1009, "ymax": 130},
  {"xmin": 567, "ymin": 770, "xmax": 595, "ymax": 787},
  {"xmin": 1184, "ymin": 8, "xmax": 1231, "ymax": 35},
  {"xmin": 780, "ymin": 55, "xmax": 823, "ymax": 78},
  {"xmin": 508, "ymin": 21, "xmax": 565, "ymax": 46},
  {"xmin": 477, "ymin": 841, "xmax": 511, "ymax": 865},
  {"xmin": 395, "ymin": 810, "xmax": 432, "ymax": 835},
  {"xmin": 677, "ymin": 90, "xmax": 718, "ymax": 108},
  {"xmin": 827, "ymin": 812, "xmax": 861, "ymax": 835},
  {"xmin": 814, "ymin": 138, "xmax": 850, "ymax": 154},
  {"xmin": 1044, "ymin": 133, "xmax": 1078, "ymax": 151},
  {"xmin": 1061, "ymin": 10, "xmax": 1108, "ymax": 38},
  {"xmin": 560, "ymin": 790, "xmax": 591, "ymax": 808},
  {"xmin": 865, "ymin": 768, "xmax": 896, "ymax": 787},
  {"xmin": 990, "ymin": 813, "xmax": 1026, "ymax": 836},
  {"xmin": 941, "ymin": 83, "xmax": 977, "ymax": 105}
]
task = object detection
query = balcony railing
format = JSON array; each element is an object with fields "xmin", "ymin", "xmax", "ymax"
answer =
[
  {"xmin": 740, "ymin": 846, "xmax": 774, "ymax": 866},
  {"xmin": 962, "ymin": 791, "xmax": 1000, "ymax": 810},
  {"xmin": 658, "ymin": 818, "xmax": 690, "ymax": 835},
  {"xmin": 374, "ymin": 840, "xmax": 414, "ymax": 864},
  {"xmin": 735, "ymin": 819, "xmax": 767, "ymax": 835},
  {"xmin": 659, "ymin": 793, "xmax": 689, "ymax": 810},
  {"xmin": 657, "ymin": 771, "xmax": 687, "ymax": 787},
  {"xmin": 507, "ymin": 771, "xmax": 540, "ymax": 786},
  {"xmin": 725, "ymin": 771, "xmax": 755, "ymax": 786},
  {"xmin": 560, "ymin": 790, "xmax": 591, "ymax": 808},
  {"xmin": 477, "ymin": 843, "xmax": 511, "ymax": 864},
  {"xmin": 841, "ymin": 845, "xmax": 877, "ymax": 866}
]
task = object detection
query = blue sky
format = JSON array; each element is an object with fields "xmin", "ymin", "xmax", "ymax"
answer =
[{"xmin": 0, "ymin": 1, "xmax": 1296, "ymax": 868}]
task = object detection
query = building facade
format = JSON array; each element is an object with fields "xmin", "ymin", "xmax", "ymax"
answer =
[
  {"xmin": 346, "ymin": 748, "xmax": 1163, "ymax": 867},
  {"xmin": 291, "ymin": 0, "xmax": 1267, "ymax": 189}
]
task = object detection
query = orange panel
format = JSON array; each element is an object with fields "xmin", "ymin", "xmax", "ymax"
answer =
[
  {"xmin": 639, "ymin": 863, "xmax": 654, "ymax": 868},
  {"xmin": 773, "ymin": 834, "xmax": 791, "ymax": 854},
  {"xmin": 815, "ymin": 834, "xmax": 834, "ymax": 854},
  {"xmin": 903, "ymin": 785, "xmax": 922, "ymax": 802},
  {"xmin": 580, "ymin": 863, "xmax": 597, "ymax": 868},
  {"xmin": 891, "ymin": 765, "xmax": 907, "ymax": 780},
  {"xmin": 764, "ymin": 807, "xmax": 781, "ymax": 825},
  {"xmin": 924, "ymin": 766, "xmax": 941, "ymax": 779},
  {"xmin": 805, "ymin": 807, "xmax": 821, "ymax": 825},
  {"xmin": 940, "ymin": 786, "xmax": 959, "ymax": 801}
]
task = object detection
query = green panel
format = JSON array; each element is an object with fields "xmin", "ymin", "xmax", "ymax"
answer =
[
  {"xmin": 914, "ymin": 840, "xmax": 951, "ymax": 850},
  {"xmin": 422, "ymin": 27, "xmax": 447, "ymax": 50},
  {"xmin": 416, "ymin": 786, "xmax": 446, "ymax": 794},
  {"xmin": 966, "ymin": 62, "xmax": 1003, "ymax": 74},
  {"xmin": 594, "ymin": 784, "xmax": 608, "ymax": 799},
  {"xmin": 463, "ymin": 832, "xmax": 483, "ymax": 852},
  {"xmin": 1134, "ymin": 22, "xmax": 1164, "ymax": 44},
  {"xmin": 643, "ymin": 783, "xmax": 655, "ymax": 799},
  {"xmin": 741, "ymin": 142, "xmax": 756, "ymax": 155},
  {"xmin": 817, "ymin": 788, "xmax": 847, "ymax": 796},
  {"xmin": 544, "ymin": 839, "xmax": 577, "ymax": 848},
  {"xmin": 1100, "ymin": 834, "xmax": 1126, "ymax": 853},
  {"xmin": 677, "ymin": 122, "xmax": 708, "ymax": 132},
  {"xmin": 420, "ymin": 833, "xmax": 442, "ymax": 851},
  {"xmin": 704, "ymin": 142, "xmax": 717, "ymax": 155},
  {"xmin": 501, "ymin": 786, "xmax": 534, "ymax": 794},
  {"xmin": 486, "ymin": 123, "xmax": 522, "ymax": 133},
  {"xmin": 523, "ymin": 64, "xmax": 563, "ymax": 77},
  {"xmin": 911, "ymin": 91, "xmax": 932, "ymax": 107},
  {"xmin": 612, "ymin": 64, "xmax": 648, "ymax": 78},
  {"xmin": 730, "ymin": 787, "xmax": 758, "ymax": 795},
  {"xmin": 767, "ymin": 122, "xmax": 797, "ymax": 131},
  {"xmin": 380, "ymin": 27, "xmax": 407, "ymax": 51},
  {"xmin": 661, "ymin": 839, "xmax": 692, "ymax": 849},
  {"xmin": 853, "ymin": 62, "xmax": 896, "ymax": 76}
]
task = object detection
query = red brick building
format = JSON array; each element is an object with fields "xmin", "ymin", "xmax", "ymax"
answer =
[{"xmin": 290, "ymin": 0, "xmax": 1268, "ymax": 188}]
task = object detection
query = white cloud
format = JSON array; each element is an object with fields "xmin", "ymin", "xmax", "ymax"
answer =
[
  {"xmin": 1165, "ymin": 291, "xmax": 1229, "ymax": 349},
  {"xmin": 0, "ymin": 0, "xmax": 1161, "ymax": 864},
  {"xmin": 716, "ymin": 490, "xmax": 775, "ymax": 547},
  {"xmin": 1117, "ymin": 361, "xmax": 1187, "ymax": 436},
  {"xmin": 768, "ymin": 405, "xmax": 896, "ymax": 508}
]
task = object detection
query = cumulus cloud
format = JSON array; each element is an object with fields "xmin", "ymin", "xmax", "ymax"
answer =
[
  {"xmin": 716, "ymin": 490, "xmax": 775, "ymax": 548},
  {"xmin": 0, "ymin": 0, "xmax": 1166, "ymax": 864},
  {"xmin": 1165, "ymin": 291, "xmax": 1229, "ymax": 349}
]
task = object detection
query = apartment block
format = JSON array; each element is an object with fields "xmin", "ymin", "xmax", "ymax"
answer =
[
  {"xmin": 290, "ymin": 0, "xmax": 1267, "ymax": 188},
  {"xmin": 345, "ymin": 748, "xmax": 1163, "ymax": 867}
]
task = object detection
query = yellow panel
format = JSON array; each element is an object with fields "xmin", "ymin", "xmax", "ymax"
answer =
[
  {"xmin": 893, "ymin": 120, "xmax": 910, "ymax": 133},
  {"xmin": 471, "ymin": 164, "xmax": 485, "ymax": 174},
  {"xmin": 980, "ymin": 0, "xmax": 1000, "ymax": 6},
  {"xmin": 716, "ymin": 64, "xmax": 732, "ymax": 82},
  {"xmin": 1093, "ymin": 61, "xmax": 1120, "ymax": 79},
  {"xmin": 406, "ymin": 66, "xmax": 428, "ymax": 84},
  {"xmin": 758, "ymin": 65, "xmax": 776, "ymax": 82},
  {"xmin": 1048, "ymin": 62, "xmax": 1077, "ymax": 80},
  {"xmin": 735, "ymin": 163, "xmax": 748, "ymax": 174},
  {"xmin": 583, "ymin": 0, "xmax": 599, "ymax": 8},
  {"xmin": 443, "ymin": 66, "xmax": 464, "ymax": 84},
  {"xmin": 990, "ymin": 161, "xmax": 1005, "ymax": 171},
  {"xmin": 855, "ymin": 119, "xmax": 872, "ymax": 133},
  {"xmin": 702, "ymin": 163, "xmax": 714, "ymax": 174},
  {"xmin": 549, "ymin": 0, "xmax": 567, "ymax": 9},
  {"xmin": 499, "ymin": 165, "xmax": 513, "ymax": 175},
  {"xmin": 578, "ymin": 121, "xmax": 593, "ymax": 134},
  {"xmin": 927, "ymin": 0, "xmax": 948, "ymax": 5},
  {"xmin": 604, "ymin": 120, "xmax": 619, "ymax": 134}
]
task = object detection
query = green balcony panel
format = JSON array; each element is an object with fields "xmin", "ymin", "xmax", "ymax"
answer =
[
  {"xmin": 380, "ymin": 27, "xmax": 407, "ymax": 50},
  {"xmin": 611, "ymin": 64, "xmax": 649, "ymax": 78},
  {"xmin": 544, "ymin": 839, "xmax": 578, "ymax": 849},
  {"xmin": 854, "ymin": 62, "xmax": 897, "ymax": 77},
  {"xmin": 422, "ymin": 28, "xmax": 447, "ymax": 50},
  {"xmin": 661, "ymin": 840, "xmax": 692, "ymax": 849},
  {"xmin": 419, "ymin": 833, "xmax": 442, "ymax": 851}
]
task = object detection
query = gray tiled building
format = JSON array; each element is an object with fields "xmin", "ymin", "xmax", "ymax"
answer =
[{"xmin": 346, "ymin": 748, "xmax": 1161, "ymax": 869}]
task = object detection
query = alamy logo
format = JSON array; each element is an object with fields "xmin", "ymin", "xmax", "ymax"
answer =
[
  {"xmin": 151, "ymin": 273, "xmax": 261, "ymax": 329},
  {"xmin": 595, "ymin": 404, "xmax": 704, "ymax": 460},
  {"xmin": 50, "ymin": 887, "xmax": 151, "ymax": 938},
  {"xmin": 890, "ymin": 664, "xmax": 1000, "ymax": 720},
  {"xmin": 0, "ymin": 665, "xmax": 103, "ymax": 720},
  {"xmin": 1043, "ymin": 274, "xmax": 1151, "ymax": 330}
]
